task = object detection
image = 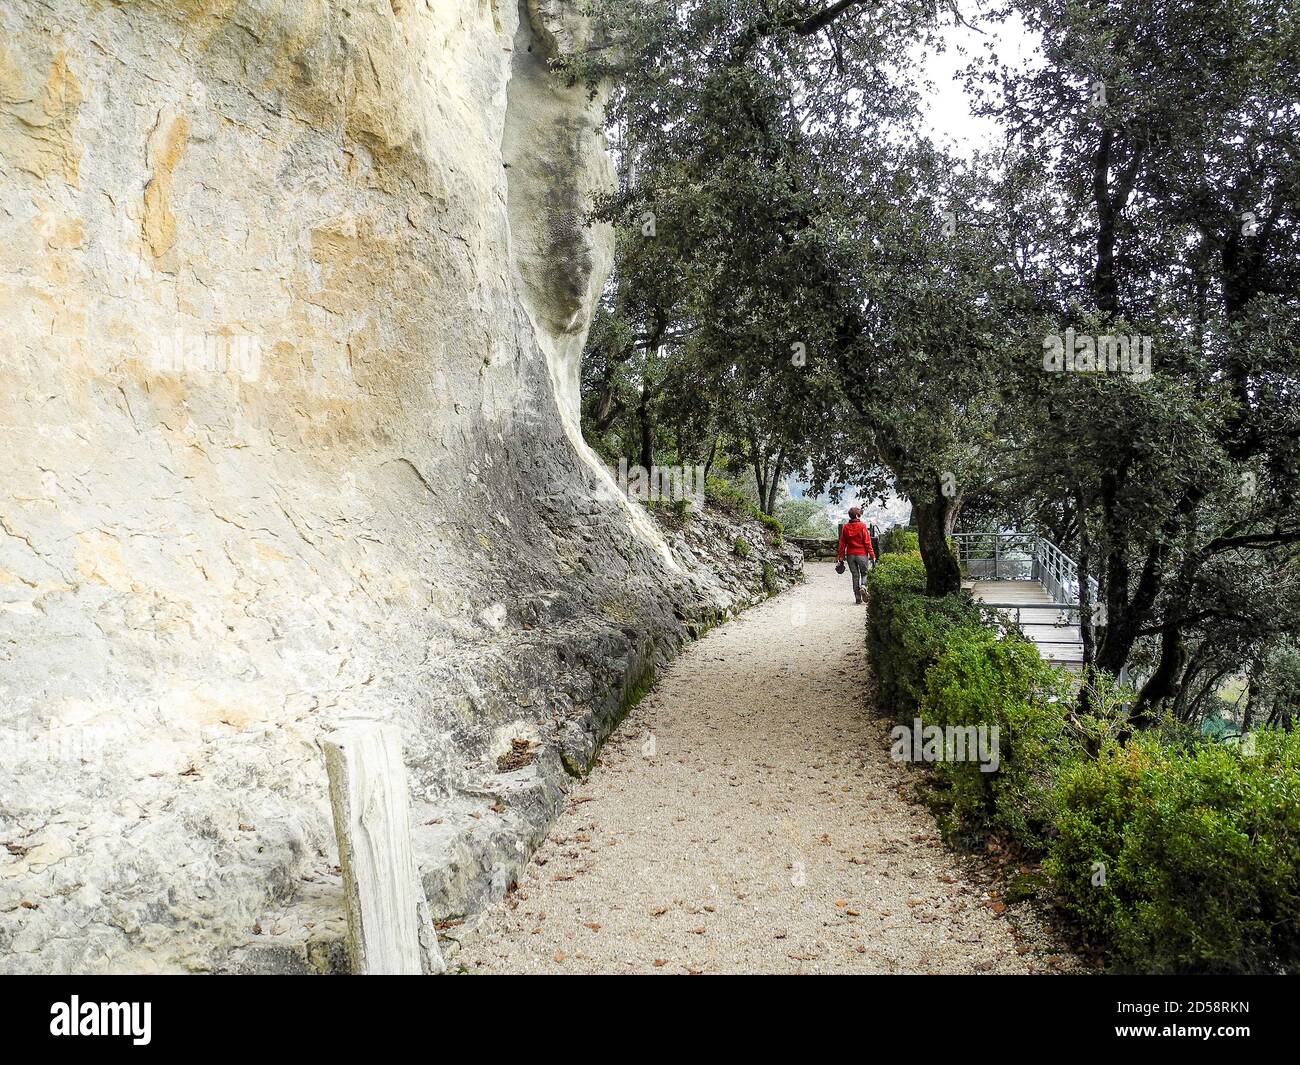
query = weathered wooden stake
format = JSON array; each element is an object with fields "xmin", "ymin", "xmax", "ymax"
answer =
[{"xmin": 323, "ymin": 722, "xmax": 444, "ymax": 975}]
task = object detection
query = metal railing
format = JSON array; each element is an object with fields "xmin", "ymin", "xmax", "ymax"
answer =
[{"xmin": 952, "ymin": 531, "xmax": 1099, "ymax": 612}]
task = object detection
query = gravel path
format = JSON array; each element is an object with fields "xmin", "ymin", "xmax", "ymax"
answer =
[{"xmin": 457, "ymin": 563, "xmax": 1068, "ymax": 974}]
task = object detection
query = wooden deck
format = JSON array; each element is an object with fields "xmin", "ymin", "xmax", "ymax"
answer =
[{"xmin": 969, "ymin": 580, "xmax": 1084, "ymax": 669}]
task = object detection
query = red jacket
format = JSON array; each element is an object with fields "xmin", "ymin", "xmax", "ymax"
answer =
[{"xmin": 838, "ymin": 519, "xmax": 875, "ymax": 561}]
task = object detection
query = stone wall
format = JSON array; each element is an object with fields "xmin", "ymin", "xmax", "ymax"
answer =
[
  {"xmin": 0, "ymin": 0, "xmax": 800, "ymax": 973},
  {"xmin": 788, "ymin": 537, "xmax": 840, "ymax": 561}
]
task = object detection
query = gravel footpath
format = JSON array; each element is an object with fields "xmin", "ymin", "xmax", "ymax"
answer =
[{"xmin": 456, "ymin": 563, "xmax": 1074, "ymax": 974}]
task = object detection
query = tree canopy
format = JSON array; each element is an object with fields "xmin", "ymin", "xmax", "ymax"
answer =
[{"xmin": 569, "ymin": 0, "xmax": 1300, "ymax": 721}]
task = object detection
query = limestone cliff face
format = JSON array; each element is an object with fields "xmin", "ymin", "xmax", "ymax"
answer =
[{"xmin": 0, "ymin": 0, "xmax": 800, "ymax": 973}]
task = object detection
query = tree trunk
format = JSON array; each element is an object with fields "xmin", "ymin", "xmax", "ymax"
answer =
[
  {"xmin": 702, "ymin": 436, "xmax": 719, "ymax": 483},
  {"xmin": 1076, "ymin": 494, "xmax": 1096, "ymax": 670},
  {"xmin": 763, "ymin": 449, "xmax": 785, "ymax": 516},
  {"xmin": 637, "ymin": 383, "xmax": 655, "ymax": 471},
  {"xmin": 1131, "ymin": 625, "xmax": 1188, "ymax": 728},
  {"xmin": 1242, "ymin": 656, "xmax": 1262, "ymax": 733},
  {"xmin": 1093, "ymin": 128, "xmax": 1121, "ymax": 317},
  {"xmin": 913, "ymin": 496, "xmax": 961, "ymax": 597}
]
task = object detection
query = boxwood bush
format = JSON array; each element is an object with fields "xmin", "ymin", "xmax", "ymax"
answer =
[
  {"xmin": 879, "ymin": 526, "xmax": 919, "ymax": 555},
  {"xmin": 1048, "ymin": 729, "xmax": 1300, "ymax": 973},
  {"xmin": 919, "ymin": 624, "xmax": 1081, "ymax": 850},
  {"xmin": 866, "ymin": 554, "xmax": 981, "ymax": 721}
]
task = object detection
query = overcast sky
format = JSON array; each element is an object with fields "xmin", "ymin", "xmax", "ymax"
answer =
[{"xmin": 913, "ymin": 4, "xmax": 1040, "ymax": 157}]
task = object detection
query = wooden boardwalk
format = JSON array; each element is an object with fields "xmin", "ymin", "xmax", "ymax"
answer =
[{"xmin": 969, "ymin": 580, "xmax": 1084, "ymax": 669}]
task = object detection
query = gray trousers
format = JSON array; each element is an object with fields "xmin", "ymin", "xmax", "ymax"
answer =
[{"xmin": 846, "ymin": 554, "xmax": 871, "ymax": 597}]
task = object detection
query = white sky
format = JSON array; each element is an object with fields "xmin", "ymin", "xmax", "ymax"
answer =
[{"xmin": 912, "ymin": 4, "xmax": 1041, "ymax": 158}]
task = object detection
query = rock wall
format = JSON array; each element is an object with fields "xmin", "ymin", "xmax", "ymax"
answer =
[{"xmin": 0, "ymin": 0, "xmax": 800, "ymax": 973}]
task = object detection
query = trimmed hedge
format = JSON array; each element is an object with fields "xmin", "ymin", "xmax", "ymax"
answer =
[
  {"xmin": 879, "ymin": 526, "xmax": 919, "ymax": 554},
  {"xmin": 865, "ymin": 557, "xmax": 1300, "ymax": 973},
  {"xmin": 1048, "ymin": 730, "xmax": 1300, "ymax": 973},
  {"xmin": 866, "ymin": 554, "xmax": 981, "ymax": 721},
  {"xmin": 919, "ymin": 624, "xmax": 1080, "ymax": 850}
]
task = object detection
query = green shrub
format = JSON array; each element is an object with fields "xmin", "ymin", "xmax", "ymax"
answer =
[
  {"xmin": 879, "ymin": 527, "xmax": 919, "ymax": 554},
  {"xmin": 866, "ymin": 554, "xmax": 981, "ymax": 721},
  {"xmin": 865, "ymin": 547, "xmax": 1300, "ymax": 973},
  {"xmin": 734, "ymin": 535, "xmax": 752, "ymax": 558},
  {"xmin": 705, "ymin": 477, "xmax": 783, "ymax": 543},
  {"xmin": 757, "ymin": 511, "xmax": 784, "ymax": 545},
  {"xmin": 762, "ymin": 562, "xmax": 778, "ymax": 596},
  {"xmin": 705, "ymin": 477, "xmax": 756, "ymax": 518},
  {"xmin": 919, "ymin": 625, "xmax": 1081, "ymax": 849},
  {"xmin": 1048, "ymin": 729, "xmax": 1300, "ymax": 973}
]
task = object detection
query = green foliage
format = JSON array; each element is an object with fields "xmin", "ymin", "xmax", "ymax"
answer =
[
  {"xmin": 706, "ymin": 477, "xmax": 758, "ymax": 519},
  {"xmin": 762, "ymin": 562, "xmax": 778, "ymax": 597},
  {"xmin": 776, "ymin": 498, "xmax": 834, "ymax": 538},
  {"xmin": 757, "ymin": 511, "xmax": 784, "ymax": 545},
  {"xmin": 920, "ymin": 625, "xmax": 1082, "ymax": 849},
  {"xmin": 978, "ymin": 0, "xmax": 1300, "ymax": 682},
  {"xmin": 734, "ymin": 535, "xmax": 753, "ymax": 559},
  {"xmin": 1248, "ymin": 641, "xmax": 1300, "ymax": 730},
  {"xmin": 865, "ymin": 554, "xmax": 981, "ymax": 721},
  {"xmin": 879, "ymin": 527, "xmax": 919, "ymax": 555},
  {"xmin": 1048, "ymin": 730, "xmax": 1300, "ymax": 973}
]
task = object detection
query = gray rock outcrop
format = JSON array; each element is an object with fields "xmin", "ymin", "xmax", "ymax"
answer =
[{"xmin": 0, "ymin": 0, "xmax": 800, "ymax": 973}]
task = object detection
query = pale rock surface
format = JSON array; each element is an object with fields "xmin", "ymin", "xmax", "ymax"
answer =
[{"xmin": 0, "ymin": 0, "xmax": 801, "ymax": 973}]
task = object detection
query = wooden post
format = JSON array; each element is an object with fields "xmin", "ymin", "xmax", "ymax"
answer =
[{"xmin": 323, "ymin": 723, "xmax": 444, "ymax": 975}]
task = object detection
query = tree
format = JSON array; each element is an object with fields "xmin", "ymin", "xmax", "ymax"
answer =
[
  {"xmin": 777, "ymin": 497, "xmax": 836, "ymax": 537},
  {"xmin": 571, "ymin": 0, "xmax": 1027, "ymax": 591},
  {"xmin": 972, "ymin": 0, "xmax": 1300, "ymax": 695}
]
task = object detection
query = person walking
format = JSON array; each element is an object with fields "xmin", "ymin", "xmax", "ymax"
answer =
[{"xmin": 837, "ymin": 507, "xmax": 876, "ymax": 604}]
